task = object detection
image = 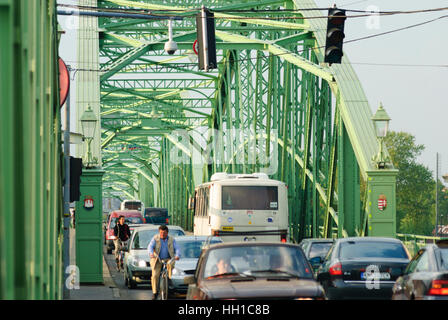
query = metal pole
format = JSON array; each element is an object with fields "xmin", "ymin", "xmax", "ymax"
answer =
[
  {"xmin": 201, "ymin": 6, "xmax": 209, "ymax": 72},
  {"xmin": 63, "ymin": 66, "xmax": 71, "ymax": 299},
  {"xmin": 436, "ymin": 152, "xmax": 439, "ymax": 237}
]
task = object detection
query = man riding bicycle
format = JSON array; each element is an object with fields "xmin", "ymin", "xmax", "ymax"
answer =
[
  {"xmin": 148, "ymin": 225, "xmax": 180, "ymax": 300},
  {"xmin": 113, "ymin": 215, "xmax": 131, "ymax": 269}
]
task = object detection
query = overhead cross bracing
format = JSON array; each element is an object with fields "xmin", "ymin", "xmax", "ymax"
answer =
[{"xmin": 82, "ymin": 0, "xmax": 398, "ymax": 240}]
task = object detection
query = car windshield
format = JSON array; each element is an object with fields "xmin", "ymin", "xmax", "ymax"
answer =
[
  {"xmin": 110, "ymin": 217, "xmax": 143, "ymax": 228},
  {"xmin": 309, "ymin": 242, "xmax": 333, "ymax": 259},
  {"xmin": 339, "ymin": 241, "xmax": 408, "ymax": 260},
  {"xmin": 177, "ymin": 239, "xmax": 222, "ymax": 259},
  {"xmin": 436, "ymin": 248, "xmax": 448, "ymax": 270},
  {"xmin": 131, "ymin": 229, "xmax": 185, "ymax": 249},
  {"xmin": 145, "ymin": 209, "xmax": 168, "ymax": 217},
  {"xmin": 202, "ymin": 245, "xmax": 313, "ymax": 280}
]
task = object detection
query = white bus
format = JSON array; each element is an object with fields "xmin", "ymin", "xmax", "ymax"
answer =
[
  {"xmin": 192, "ymin": 172, "xmax": 289, "ymax": 242},
  {"xmin": 120, "ymin": 199, "xmax": 144, "ymax": 215}
]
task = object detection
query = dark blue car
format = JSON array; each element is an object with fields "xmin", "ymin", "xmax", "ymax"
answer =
[{"xmin": 144, "ymin": 207, "xmax": 170, "ymax": 225}]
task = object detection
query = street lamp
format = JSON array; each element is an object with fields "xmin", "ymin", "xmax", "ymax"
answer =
[
  {"xmin": 371, "ymin": 103, "xmax": 391, "ymax": 169},
  {"xmin": 80, "ymin": 105, "xmax": 98, "ymax": 168}
]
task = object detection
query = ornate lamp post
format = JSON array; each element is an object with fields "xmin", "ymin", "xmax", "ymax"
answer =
[
  {"xmin": 80, "ymin": 105, "xmax": 98, "ymax": 168},
  {"xmin": 371, "ymin": 103, "xmax": 391, "ymax": 169},
  {"xmin": 76, "ymin": 105, "xmax": 104, "ymax": 283}
]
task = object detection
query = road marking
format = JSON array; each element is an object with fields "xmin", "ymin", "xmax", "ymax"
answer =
[{"xmin": 113, "ymin": 287, "xmax": 121, "ymax": 298}]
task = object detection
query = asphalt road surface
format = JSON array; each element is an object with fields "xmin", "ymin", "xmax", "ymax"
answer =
[{"xmin": 104, "ymin": 248, "xmax": 154, "ymax": 300}]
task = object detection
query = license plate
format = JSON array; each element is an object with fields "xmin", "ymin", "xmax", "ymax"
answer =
[
  {"xmin": 360, "ymin": 272, "xmax": 390, "ymax": 280},
  {"xmin": 222, "ymin": 226, "xmax": 234, "ymax": 231}
]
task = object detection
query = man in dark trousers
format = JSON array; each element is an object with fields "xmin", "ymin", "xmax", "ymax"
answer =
[{"xmin": 113, "ymin": 215, "xmax": 131, "ymax": 269}]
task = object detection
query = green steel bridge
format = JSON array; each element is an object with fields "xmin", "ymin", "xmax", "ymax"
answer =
[{"xmin": 2, "ymin": 0, "xmax": 435, "ymax": 299}]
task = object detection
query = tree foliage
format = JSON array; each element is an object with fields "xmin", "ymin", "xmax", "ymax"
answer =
[{"xmin": 384, "ymin": 131, "xmax": 435, "ymax": 235}]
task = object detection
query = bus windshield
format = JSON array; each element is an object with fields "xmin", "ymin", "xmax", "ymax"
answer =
[
  {"xmin": 222, "ymin": 186, "xmax": 278, "ymax": 210},
  {"xmin": 123, "ymin": 201, "xmax": 142, "ymax": 211}
]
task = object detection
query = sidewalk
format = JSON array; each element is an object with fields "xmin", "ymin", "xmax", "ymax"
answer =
[{"xmin": 66, "ymin": 227, "xmax": 120, "ymax": 300}]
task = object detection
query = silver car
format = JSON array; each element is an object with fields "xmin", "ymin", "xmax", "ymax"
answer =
[
  {"xmin": 169, "ymin": 236, "xmax": 222, "ymax": 297},
  {"xmin": 123, "ymin": 224, "xmax": 185, "ymax": 289}
]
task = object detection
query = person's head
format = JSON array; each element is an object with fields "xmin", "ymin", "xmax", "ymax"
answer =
[
  {"xmin": 216, "ymin": 257, "xmax": 231, "ymax": 274},
  {"xmin": 158, "ymin": 225, "xmax": 169, "ymax": 239},
  {"xmin": 118, "ymin": 215, "xmax": 125, "ymax": 225}
]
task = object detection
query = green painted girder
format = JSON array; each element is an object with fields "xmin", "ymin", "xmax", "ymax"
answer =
[
  {"xmin": 92, "ymin": 0, "xmax": 398, "ymax": 240},
  {"xmin": 297, "ymin": 0, "xmax": 383, "ymax": 176},
  {"xmin": 100, "ymin": 31, "xmax": 197, "ymax": 81}
]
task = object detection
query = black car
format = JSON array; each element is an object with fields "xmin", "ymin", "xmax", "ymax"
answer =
[
  {"xmin": 315, "ymin": 237, "xmax": 410, "ymax": 300},
  {"xmin": 185, "ymin": 242, "xmax": 325, "ymax": 300},
  {"xmin": 392, "ymin": 239, "xmax": 448, "ymax": 300},
  {"xmin": 144, "ymin": 207, "xmax": 170, "ymax": 225},
  {"xmin": 298, "ymin": 238, "xmax": 334, "ymax": 271}
]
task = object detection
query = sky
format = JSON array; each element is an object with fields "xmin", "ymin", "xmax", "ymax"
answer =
[{"xmin": 57, "ymin": 0, "xmax": 448, "ymax": 181}]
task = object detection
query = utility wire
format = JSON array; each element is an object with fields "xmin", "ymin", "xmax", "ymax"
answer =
[{"xmin": 57, "ymin": 3, "xmax": 448, "ymax": 20}]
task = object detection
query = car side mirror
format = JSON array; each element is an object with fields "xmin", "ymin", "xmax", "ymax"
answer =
[{"xmin": 184, "ymin": 275, "xmax": 196, "ymax": 285}]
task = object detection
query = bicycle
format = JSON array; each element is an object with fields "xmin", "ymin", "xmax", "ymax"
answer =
[
  {"xmin": 116, "ymin": 240, "xmax": 128, "ymax": 272},
  {"xmin": 155, "ymin": 255, "xmax": 175, "ymax": 300}
]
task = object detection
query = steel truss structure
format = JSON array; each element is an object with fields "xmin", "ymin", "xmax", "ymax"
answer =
[{"xmin": 76, "ymin": 0, "xmax": 398, "ymax": 241}]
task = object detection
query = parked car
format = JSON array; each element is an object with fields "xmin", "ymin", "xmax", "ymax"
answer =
[
  {"xmin": 144, "ymin": 207, "xmax": 170, "ymax": 225},
  {"xmin": 392, "ymin": 239, "xmax": 448, "ymax": 300},
  {"xmin": 170, "ymin": 236, "xmax": 222, "ymax": 297},
  {"xmin": 315, "ymin": 237, "xmax": 410, "ymax": 300},
  {"xmin": 123, "ymin": 224, "xmax": 185, "ymax": 289},
  {"xmin": 184, "ymin": 242, "xmax": 325, "ymax": 300},
  {"xmin": 104, "ymin": 210, "xmax": 144, "ymax": 254},
  {"xmin": 299, "ymin": 238, "xmax": 334, "ymax": 271}
]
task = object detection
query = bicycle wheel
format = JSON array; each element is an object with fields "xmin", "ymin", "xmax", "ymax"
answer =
[{"xmin": 159, "ymin": 272, "xmax": 169, "ymax": 300}]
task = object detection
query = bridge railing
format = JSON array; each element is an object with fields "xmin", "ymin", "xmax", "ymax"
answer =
[{"xmin": 397, "ymin": 233, "xmax": 448, "ymax": 257}]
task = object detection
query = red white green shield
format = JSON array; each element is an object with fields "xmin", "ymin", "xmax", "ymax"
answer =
[{"xmin": 378, "ymin": 194, "xmax": 387, "ymax": 211}]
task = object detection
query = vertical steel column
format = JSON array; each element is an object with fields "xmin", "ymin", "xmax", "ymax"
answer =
[{"xmin": 338, "ymin": 121, "xmax": 361, "ymax": 237}]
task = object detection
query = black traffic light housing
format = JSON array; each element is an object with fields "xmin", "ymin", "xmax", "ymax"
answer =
[
  {"xmin": 324, "ymin": 7, "xmax": 347, "ymax": 64},
  {"xmin": 196, "ymin": 7, "xmax": 217, "ymax": 71},
  {"xmin": 69, "ymin": 157, "xmax": 83, "ymax": 202}
]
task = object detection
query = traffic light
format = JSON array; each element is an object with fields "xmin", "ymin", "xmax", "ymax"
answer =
[
  {"xmin": 196, "ymin": 7, "xmax": 217, "ymax": 71},
  {"xmin": 324, "ymin": 7, "xmax": 347, "ymax": 64},
  {"xmin": 70, "ymin": 157, "xmax": 83, "ymax": 202}
]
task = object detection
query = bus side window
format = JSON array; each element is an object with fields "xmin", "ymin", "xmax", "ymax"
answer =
[
  {"xmin": 199, "ymin": 188, "xmax": 204, "ymax": 217},
  {"xmin": 201, "ymin": 187, "xmax": 206, "ymax": 217},
  {"xmin": 205, "ymin": 187, "xmax": 210, "ymax": 216},
  {"xmin": 194, "ymin": 190, "xmax": 198, "ymax": 216}
]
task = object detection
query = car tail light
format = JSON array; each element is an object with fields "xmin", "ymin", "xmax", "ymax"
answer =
[
  {"xmin": 329, "ymin": 262, "xmax": 343, "ymax": 276},
  {"xmin": 281, "ymin": 233, "xmax": 287, "ymax": 243},
  {"xmin": 166, "ymin": 218, "xmax": 169, "ymax": 224},
  {"xmin": 428, "ymin": 280, "xmax": 448, "ymax": 296}
]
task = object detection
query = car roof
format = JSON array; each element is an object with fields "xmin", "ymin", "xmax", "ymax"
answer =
[
  {"xmin": 335, "ymin": 237, "xmax": 403, "ymax": 243},
  {"xmin": 110, "ymin": 210, "xmax": 142, "ymax": 217},
  {"xmin": 131, "ymin": 224, "xmax": 184, "ymax": 231},
  {"xmin": 300, "ymin": 238, "xmax": 334, "ymax": 243},
  {"xmin": 205, "ymin": 241, "xmax": 301, "ymax": 250},
  {"xmin": 174, "ymin": 235, "xmax": 222, "ymax": 242}
]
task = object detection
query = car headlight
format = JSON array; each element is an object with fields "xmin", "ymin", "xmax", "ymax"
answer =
[
  {"xmin": 172, "ymin": 268, "xmax": 186, "ymax": 276},
  {"xmin": 138, "ymin": 260, "xmax": 147, "ymax": 268},
  {"xmin": 130, "ymin": 258, "xmax": 148, "ymax": 267}
]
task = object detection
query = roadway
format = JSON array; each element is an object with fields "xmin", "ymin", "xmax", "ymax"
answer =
[{"xmin": 103, "ymin": 248, "xmax": 154, "ymax": 300}]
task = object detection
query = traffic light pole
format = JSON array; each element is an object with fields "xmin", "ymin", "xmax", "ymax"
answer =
[{"xmin": 63, "ymin": 66, "xmax": 71, "ymax": 299}]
